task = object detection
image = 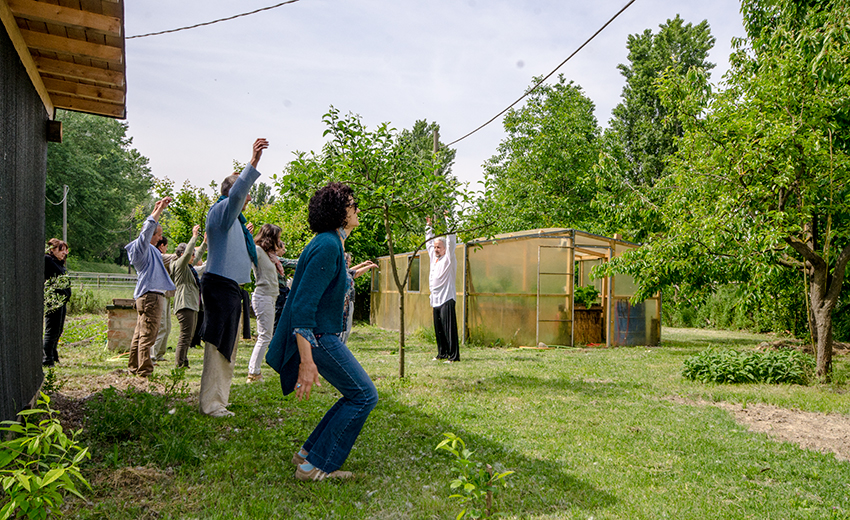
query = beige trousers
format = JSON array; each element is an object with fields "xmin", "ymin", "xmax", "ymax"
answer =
[{"xmin": 199, "ymin": 335, "xmax": 239, "ymax": 417}]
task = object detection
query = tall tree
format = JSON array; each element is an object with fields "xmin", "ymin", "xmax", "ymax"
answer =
[
  {"xmin": 280, "ymin": 107, "xmax": 476, "ymax": 377},
  {"xmin": 475, "ymin": 75, "xmax": 601, "ymax": 234},
  {"xmin": 597, "ymin": 16, "xmax": 715, "ymax": 241},
  {"xmin": 46, "ymin": 110, "xmax": 153, "ymax": 261},
  {"xmin": 605, "ymin": 0, "xmax": 850, "ymax": 377}
]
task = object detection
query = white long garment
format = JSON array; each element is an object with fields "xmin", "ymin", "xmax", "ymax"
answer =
[{"xmin": 426, "ymin": 226, "xmax": 457, "ymax": 308}]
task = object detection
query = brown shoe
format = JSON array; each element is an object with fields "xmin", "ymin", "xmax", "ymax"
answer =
[
  {"xmin": 246, "ymin": 373, "xmax": 263, "ymax": 383},
  {"xmin": 295, "ymin": 466, "xmax": 354, "ymax": 482},
  {"xmin": 292, "ymin": 451, "xmax": 307, "ymax": 466}
]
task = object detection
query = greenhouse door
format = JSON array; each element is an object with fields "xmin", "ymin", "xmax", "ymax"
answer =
[{"xmin": 536, "ymin": 245, "xmax": 573, "ymax": 346}]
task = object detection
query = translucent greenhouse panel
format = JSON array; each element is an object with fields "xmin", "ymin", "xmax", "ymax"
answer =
[
  {"xmin": 408, "ymin": 254, "xmax": 421, "ymax": 292},
  {"xmin": 468, "ymin": 240, "xmax": 539, "ymax": 295},
  {"xmin": 467, "ymin": 295, "xmax": 538, "ymax": 346},
  {"xmin": 613, "ymin": 273, "xmax": 638, "ymax": 298},
  {"xmin": 536, "ymin": 295, "xmax": 572, "ymax": 346},
  {"xmin": 579, "ymin": 259, "xmax": 605, "ymax": 289},
  {"xmin": 610, "ymin": 298, "xmax": 658, "ymax": 346}
]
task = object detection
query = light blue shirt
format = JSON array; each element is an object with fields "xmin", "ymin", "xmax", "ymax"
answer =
[
  {"xmin": 204, "ymin": 164, "xmax": 261, "ymax": 284},
  {"xmin": 126, "ymin": 217, "xmax": 175, "ymax": 299}
]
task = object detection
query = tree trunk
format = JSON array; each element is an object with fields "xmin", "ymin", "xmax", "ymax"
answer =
[
  {"xmin": 785, "ymin": 239, "xmax": 850, "ymax": 380},
  {"xmin": 398, "ymin": 291, "xmax": 406, "ymax": 378},
  {"xmin": 812, "ymin": 303, "xmax": 833, "ymax": 379}
]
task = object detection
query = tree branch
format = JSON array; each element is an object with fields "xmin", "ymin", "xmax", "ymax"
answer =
[{"xmin": 784, "ymin": 236, "xmax": 826, "ymax": 270}]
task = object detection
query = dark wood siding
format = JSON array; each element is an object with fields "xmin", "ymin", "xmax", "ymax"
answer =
[{"xmin": 0, "ymin": 26, "xmax": 48, "ymax": 421}]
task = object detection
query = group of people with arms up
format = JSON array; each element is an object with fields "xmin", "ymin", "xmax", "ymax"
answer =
[{"xmin": 44, "ymin": 137, "xmax": 460, "ymax": 481}]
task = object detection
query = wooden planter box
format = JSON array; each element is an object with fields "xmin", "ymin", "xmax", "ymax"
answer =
[{"xmin": 574, "ymin": 306, "xmax": 603, "ymax": 345}]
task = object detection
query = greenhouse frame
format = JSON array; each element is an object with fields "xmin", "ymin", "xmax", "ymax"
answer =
[{"xmin": 370, "ymin": 228, "xmax": 661, "ymax": 347}]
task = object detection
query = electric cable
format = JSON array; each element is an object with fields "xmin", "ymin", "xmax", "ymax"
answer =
[
  {"xmin": 127, "ymin": 0, "xmax": 303, "ymax": 39},
  {"xmin": 445, "ymin": 0, "xmax": 638, "ymax": 147},
  {"xmin": 68, "ymin": 193, "xmax": 135, "ymax": 234},
  {"xmin": 45, "ymin": 186, "xmax": 69, "ymax": 206}
]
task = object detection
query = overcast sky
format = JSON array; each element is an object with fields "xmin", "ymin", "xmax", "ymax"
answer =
[{"xmin": 123, "ymin": 0, "xmax": 746, "ymax": 192}]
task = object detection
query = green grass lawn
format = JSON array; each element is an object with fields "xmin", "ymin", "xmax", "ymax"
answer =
[{"xmin": 46, "ymin": 318, "xmax": 850, "ymax": 519}]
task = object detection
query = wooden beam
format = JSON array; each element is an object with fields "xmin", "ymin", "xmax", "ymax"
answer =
[
  {"xmin": 0, "ymin": 0, "xmax": 53, "ymax": 117},
  {"xmin": 20, "ymin": 28, "xmax": 122, "ymax": 63},
  {"xmin": 42, "ymin": 77, "xmax": 124, "ymax": 104},
  {"xmin": 34, "ymin": 56, "xmax": 125, "ymax": 87},
  {"xmin": 7, "ymin": 0, "xmax": 121, "ymax": 36},
  {"xmin": 50, "ymin": 93, "xmax": 125, "ymax": 118}
]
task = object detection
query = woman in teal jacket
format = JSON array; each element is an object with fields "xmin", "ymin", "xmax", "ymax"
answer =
[{"xmin": 266, "ymin": 182, "xmax": 377, "ymax": 482}]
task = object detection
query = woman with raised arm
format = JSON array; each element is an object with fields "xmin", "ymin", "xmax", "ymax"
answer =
[{"xmin": 170, "ymin": 225, "xmax": 205, "ymax": 369}]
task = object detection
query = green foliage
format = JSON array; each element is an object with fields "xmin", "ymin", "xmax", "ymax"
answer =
[
  {"xmin": 436, "ymin": 433, "xmax": 514, "ymax": 519},
  {"xmin": 148, "ymin": 367, "xmax": 191, "ymax": 400},
  {"xmin": 41, "ymin": 368, "xmax": 65, "ymax": 396},
  {"xmin": 474, "ymin": 75, "xmax": 601, "ymax": 235},
  {"xmin": 601, "ymin": 1, "xmax": 850, "ymax": 375},
  {"xmin": 67, "ymin": 288, "xmax": 108, "ymax": 315},
  {"xmin": 43, "ymin": 275, "xmax": 70, "ymax": 315},
  {"xmin": 154, "ymin": 178, "xmax": 215, "ymax": 249},
  {"xmin": 682, "ymin": 348, "xmax": 816, "ymax": 385},
  {"xmin": 574, "ymin": 285, "xmax": 600, "ymax": 309},
  {"xmin": 84, "ymin": 387, "xmax": 214, "ymax": 467},
  {"xmin": 280, "ymin": 107, "xmax": 475, "ymax": 375},
  {"xmin": 596, "ymin": 15, "xmax": 715, "ymax": 242},
  {"xmin": 0, "ymin": 394, "xmax": 90, "ymax": 520},
  {"xmin": 46, "ymin": 110, "xmax": 153, "ymax": 261},
  {"xmin": 662, "ymin": 275, "xmax": 808, "ymax": 337}
]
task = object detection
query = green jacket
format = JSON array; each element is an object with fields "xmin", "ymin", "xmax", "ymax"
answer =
[{"xmin": 170, "ymin": 235, "xmax": 206, "ymax": 312}]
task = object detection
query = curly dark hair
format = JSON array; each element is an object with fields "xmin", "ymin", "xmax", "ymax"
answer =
[
  {"xmin": 254, "ymin": 223, "xmax": 283, "ymax": 253},
  {"xmin": 307, "ymin": 182, "xmax": 355, "ymax": 234}
]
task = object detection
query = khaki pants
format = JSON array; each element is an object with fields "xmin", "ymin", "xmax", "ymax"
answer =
[
  {"xmin": 199, "ymin": 334, "xmax": 240, "ymax": 417},
  {"xmin": 152, "ymin": 298, "xmax": 172, "ymax": 361},
  {"xmin": 174, "ymin": 308, "xmax": 197, "ymax": 368},
  {"xmin": 129, "ymin": 292, "xmax": 164, "ymax": 377}
]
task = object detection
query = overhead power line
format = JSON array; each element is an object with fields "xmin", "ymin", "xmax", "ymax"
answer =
[
  {"xmin": 127, "ymin": 0, "xmax": 303, "ymax": 39},
  {"xmin": 445, "ymin": 0, "xmax": 639, "ymax": 147}
]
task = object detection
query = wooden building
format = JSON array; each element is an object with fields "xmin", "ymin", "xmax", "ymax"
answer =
[{"xmin": 0, "ymin": 0, "xmax": 126, "ymax": 421}]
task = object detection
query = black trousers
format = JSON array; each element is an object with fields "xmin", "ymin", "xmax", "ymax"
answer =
[
  {"xmin": 43, "ymin": 304, "xmax": 67, "ymax": 366},
  {"xmin": 273, "ymin": 286, "xmax": 290, "ymax": 334},
  {"xmin": 433, "ymin": 299, "xmax": 459, "ymax": 361}
]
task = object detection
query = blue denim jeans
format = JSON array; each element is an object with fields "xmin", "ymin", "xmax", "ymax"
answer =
[{"xmin": 302, "ymin": 333, "xmax": 378, "ymax": 473}]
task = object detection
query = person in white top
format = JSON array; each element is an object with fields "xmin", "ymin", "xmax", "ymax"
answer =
[
  {"xmin": 247, "ymin": 223, "xmax": 285, "ymax": 382},
  {"xmin": 425, "ymin": 216, "xmax": 459, "ymax": 362}
]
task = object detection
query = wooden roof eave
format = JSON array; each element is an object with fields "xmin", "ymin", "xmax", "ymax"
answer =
[{"xmin": 1, "ymin": 0, "xmax": 126, "ymax": 119}]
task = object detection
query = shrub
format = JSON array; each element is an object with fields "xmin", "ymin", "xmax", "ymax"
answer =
[
  {"xmin": 682, "ymin": 347, "xmax": 815, "ymax": 385},
  {"xmin": 574, "ymin": 285, "xmax": 600, "ymax": 309},
  {"xmin": 0, "ymin": 393, "xmax": 90, "ymax": 520},
  {"xmin": 436, "ymin": 432, "xmax": 514, "ymax": 519},
  {"xmin": 67, "ymin": 288, "xmax": 108, "ymax": 315}
]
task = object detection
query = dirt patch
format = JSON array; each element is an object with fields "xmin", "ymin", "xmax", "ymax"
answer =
[{"xmin": 667, "ymin": 396, "xmax": 850, "ymax": 461}]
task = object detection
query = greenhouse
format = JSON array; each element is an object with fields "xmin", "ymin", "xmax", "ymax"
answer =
[{"xmin": 370, "ymin": 228, "xmax": 660, "ymax": 347}]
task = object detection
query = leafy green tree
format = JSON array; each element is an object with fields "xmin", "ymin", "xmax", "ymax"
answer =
[
  {"xmin": 154, "ymin": 179, "xmax": 214, "ymax": 248},
  {"xmin": 597, "ymin": 15, "xmax": 715, "ymax": 241},
  {"xmin": 605, "ymin": 0, "xmax": 850, "ymax": 377},
  {"xmin": 280, "ymin": 107, "xmax": 476, "ymax": 376},
  {"xmin": 475, "ymin": 75, "xmax": 601, "ymax": 234},
  {"xmin": 249, "ymin": 182, "xmax": 276, "ymax": 208},
  {"xmin": 45, "ymin": 110, "xmax": 153, "ymax": 261}
]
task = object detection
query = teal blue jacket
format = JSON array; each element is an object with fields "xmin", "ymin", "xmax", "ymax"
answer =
[{"xmin": 266, "ymin": 231, "xmax": 347, "ymax": 394}]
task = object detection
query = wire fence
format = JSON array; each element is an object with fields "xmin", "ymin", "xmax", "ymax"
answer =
[{"xmin": 67, "ymin": 271, "xmax": 137, "ymax": 290}]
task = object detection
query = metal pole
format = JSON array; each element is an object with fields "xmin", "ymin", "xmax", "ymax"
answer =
[{"xmin": 62, "ymin": 185, "xmax": 69, "ymax": 242}]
